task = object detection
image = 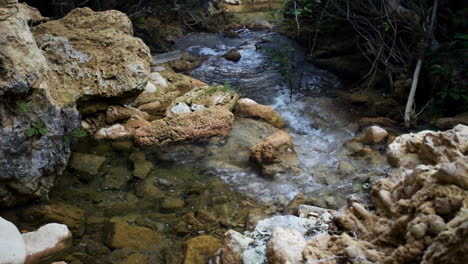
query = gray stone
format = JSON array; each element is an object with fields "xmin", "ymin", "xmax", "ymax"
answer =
[{"xmin": 152, "ymin": 50, "xmax": 183, "ymax": 65}]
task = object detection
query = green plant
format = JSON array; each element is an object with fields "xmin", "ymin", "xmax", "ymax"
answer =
[
  {"xmin": 27, "ymin": 121, "xmax": 47, "ymax": 137},
  {"xmin": 263, "ymin": 42, "xmax": 299, "ymax": 101},
  {"xmin": 63, "ymin": 128, "xmax": 88, "ymax": 144},
  {"xmin": 16, "ymin": 101, "xmax": 34, "ymax": 113},
  {"xmin": 205, "ymin": 83, "xmax": 235, "ymax": 96}
]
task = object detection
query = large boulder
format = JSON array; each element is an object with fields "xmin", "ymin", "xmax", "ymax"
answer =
[
  {"xmin": 0, "ymin": 4, "xmax": 151, "ymax": 206},
  {"xmin": 135, "ymin": 105, "xmax": 235, "ymax": 146},
  {"xmin": 0, "ymin": 2, "xmax": 80, "ymax": 207},
  {"xmin": 266, "ymin": 228, "xmax": 307, "ymax": 264},
  {"xmin": 32, "ymin": 7, "xmax": 151, "ymax": 108}
]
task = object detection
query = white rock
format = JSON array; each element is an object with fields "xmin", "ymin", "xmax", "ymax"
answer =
[
  {"xmin": 0, "ymin": 217, "xmax": 26, "ymax": 264},
  {"xmin": 238, "ymin": 98, "xmax": 257, "ymax": 105},
  {"xmin": 150, "ymin": 72, "xmax": 168, "ymax": 89},
  {"xmin": 190, "ymin": 104, "xmax": 206, "ymax": 112},
  {"xmin": 144, "ymin": 81, "xmax": 157, "ymax": 93},
  {"xmin": 266, "ymin": 228, "xmax": 306, "ymax": 264},
  {"xmin": 243, "ymin": 245, "xmax": 266, "ymax": 264},
  {"xmin": 253, "ymin": 215, "xmax": 316, "ymax": 238},
  {"xmin": 220, "ymin": 230, "xmax": 254, "ymax": 264},
  {"xmin": 170, "ymin": 102, "xmax": 191, "ymax": 114},
  {"xmin": 23, "ymin": 223, "xmax": 72, "ymax": 264}
]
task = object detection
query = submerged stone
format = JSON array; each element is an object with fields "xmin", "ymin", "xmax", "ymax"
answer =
[
  {"xmin": 133, "ymin": 160, "xmax": 154, "ymax": 179},
  {"xmin": 101, "ymin": 167, "xmax": 132, "ymax": 190},
  {"xmin": 104, "ymin": 222, "xmax": 164, "ymax": 250},
  {"xmin": 161, "ymin": 197, "xmax": 185, "ymax": 212},
  {"xmin": 69, "ymin": 152, "xmax": 106, "ymax": 176},
  {"xmin": 184, "ymin": 235, "xmax": 221, "ymax": 264}
]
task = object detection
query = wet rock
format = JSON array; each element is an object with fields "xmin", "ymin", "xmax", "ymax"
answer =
[
  {"xmin": 106, "ymin": 105, "xmax": 149, "ymax": 123},
  {"xmin": 33, "ymin": 7, "xmax": 151, "ymax": 107},
  {"xmin": 23, "ymin": 223, "xmax": 72, "ymax": 264},
  {"xmin": 135, "ymin": 106, "xmax": 234, "ymax": 146},
  {"xmin": 118, "ymin": 253, "xmax": 149, "ymax": 264},
  {"xmin": 223, "ymin": 50, "xmax": 241, "ymax": 62},
  {"xmin": 246, "ymin": 20, "xmax": 272, "ymax": 30},
  {"xmin": 161, "ymin": 197, "xmax": 185, "ymax": 212},
  {"xmin": 184, "ymin": 235, "xmax": 221, "ymax": 264},
  {"xmin": 135, "ymin": 176, "xmax": 163, "ymax": 198},
  {"xmin": 29, "ymin": 203, "xmax": 86, "ymax": 237},
  {"xmin": 338, "ymin": 161, "xmax": 356, "ymax": 175},
  {"xmin": 111, "ymin": 140, "xmax": 134, "ymax": 152},
  {"xmin": 133, "ymin": 160, "xmax": 154, "ymax": 180},
  {"xmin": 69, "ymin": 152, "xmax": 106, "ymax": 176},
  {"xmin": 434, "ymin": 112, "xmax": 468, "ymax": 129},
  {"xmin": 168, "ymin": 53, "xmax": 207, "ymax": 72},
  {"xmin": 250, "ymin": 131, "xmax": 299, "ymax": 177},
  {"xmin": 0, "ymin": 217, "xmax": 26, "ymax": 264},
  {"xmin": 219, "ymin": 230, "xmax": 253, "ymax": 264},
  {"xmin": 235, "ymin": 98, "xmax": 285, "ymax": 128},
  {"xmin": 101, "ymin": 167, "xmax": 132, "ymax": 190},
  {"xmin": 363, "ymin": 125, "xmax": 388, "ymax": 144},
  {"xmin": 84, "ymin": 239, "xmax": 111, "ymax": 256},
  {"xmin": 104, "ymin": 222, "xmax": 164, "ymax": 250},
  {"xmin": 266, "ymin": 228, "xmax": 307, "ymax": 264}
]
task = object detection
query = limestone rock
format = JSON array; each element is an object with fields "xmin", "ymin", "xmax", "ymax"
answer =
[
  {"xmin": 219, "ymin": 230, "xmax": 253, "ymax": 264},
  {"xmin": 104, "ymin": 222, "xmax": 164, "ymax": 250},
  {"xmin": 250, "ymin": 131, "xmax": 299, "ymax": 177},
  {"xmin": 135, "ymin": 106, "xmax": 235, "ymax": 146},
  {"xmin": 387, "ymin": 124, "xmax": 468, "ymax": 169},
  {"xmin": 0, "ymin": 2, "xmax": 80, "ymax": 207},
  {"xmin": 23, "ymin": 223, "xmax": 72, "ymax": 264},
  {"xmin": 0, "ymin": 217, "xmax": 26, "ymax": 264},
  {"xmin": 105, "ymin": 105, "xmax": 149, "ymax": 123},
  {"xmin": 32, "ymin": 7, "xmax": 151, "ymax": 107},
  {"xmin": 363, "ymin": 125, "xmax": 388, "ymax": 144},
  {"xmin": 184, "ymin": 235, "xmax": 221, "ymax": 264},
  {"xmin": 266, "ymin": 228, "xmax": 306, "ymax": 264},
  {"xmin": 235, "ymin": 98, "xmax": 285, "ymax": 128}
]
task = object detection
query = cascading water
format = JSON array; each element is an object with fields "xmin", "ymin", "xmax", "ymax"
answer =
[{"xmin": 170, "ymin": 29, "xmax": 389, "ymax": 208}]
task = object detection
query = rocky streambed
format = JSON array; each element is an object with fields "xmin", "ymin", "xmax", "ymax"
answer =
[{"xmin": 1, "ymin": 2, "xmax": 467, "ymax": 264}]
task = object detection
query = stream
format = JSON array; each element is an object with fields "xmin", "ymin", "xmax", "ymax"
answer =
[{"xmin": 172, "ymin": 29, "xmax": 388, "ymax": 207}]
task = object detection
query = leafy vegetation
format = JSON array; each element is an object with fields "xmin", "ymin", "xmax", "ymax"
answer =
[
  {"xmin": 63, "ymin": 128, "xmax": 88, "ymax": 144},
  {"xmin": 206, "ymin": 83, "xmax": 235, "ymax": 96},
  {"xmin": 16, "ymin": 101, "xmax": 34, "ymax": 113},
  {"xmin": 27, "ymin": 122, "xmax": 47, "ymax": 137}
]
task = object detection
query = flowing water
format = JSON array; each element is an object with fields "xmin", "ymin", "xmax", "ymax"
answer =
[{"xmin": 171, "ymin": 29, "xmax": 388, "ymax": 208}]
